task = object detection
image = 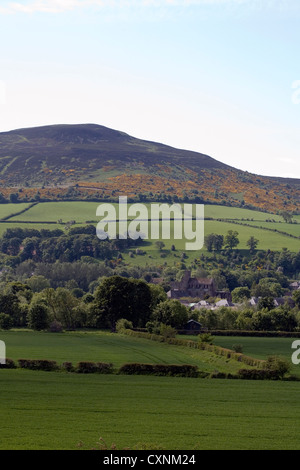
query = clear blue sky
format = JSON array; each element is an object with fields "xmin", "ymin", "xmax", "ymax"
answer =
[{"xmin": 0, "ymin": 0, "xmax": 300, "ymax": 178}]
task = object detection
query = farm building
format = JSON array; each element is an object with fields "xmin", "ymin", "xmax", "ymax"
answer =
[{"xmin": 182, "ymin": 319, "xmax": 203, "ymax": 332}]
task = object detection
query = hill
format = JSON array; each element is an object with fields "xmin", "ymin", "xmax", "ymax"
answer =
[{"xmin": 0, "ymin": 123, "xmax": 299, "ymax": 213}]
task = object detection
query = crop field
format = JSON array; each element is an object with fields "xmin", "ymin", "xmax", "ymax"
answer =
[
  {"xmin": 0, "ymin": 329, "xmax": 252, "ymax": 375},
  {"xmin": 1, "ymin": 371, "xmax": 300, "ymax": 450},
  {"xmin": 0, "ymin": 330, "xmax": 300, "ymax": 450}
]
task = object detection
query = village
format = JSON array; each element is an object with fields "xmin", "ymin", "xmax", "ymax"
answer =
[{"xmin": 165, "ymin": 270, "xmax": 300, "ymax": 332}]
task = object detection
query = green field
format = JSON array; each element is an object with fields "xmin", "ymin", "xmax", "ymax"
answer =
[
  {"xmin": 204, "ymin": 205, "xmax": 283, "ymax": 221},
  {"xmin": 0, "ymin": 329, "xmax": 251, "ymax": 375},
  {"xmin": 0, "ymin": 202, "xmax": 299, "ymax": 267},
  {"xmin": 0, "ymin": 201, "xmax": 289, "ymax": 223},
  {"xmin": 7, "ymin": 201, "xmax": 98, "ymax": 223},
  {"xmin": 1, "ymin": 330, "xmax": 300, "ymax": 449},
  {"xmin": 0, "ymin": 202, "xmax": 33, "ymax": 220},
  {"xmin": 1, "ymin": 370, "xmax": 300, "ymax": 450},
  {"xmin": 214, "ymin": 335, "xmax": 300, "ymax": 377},
  {"xmin": 204, "ymin": 220, "xmax": 299, "ymax": 251},
  {"xmin": 236, "ymin": 219, "xmax": 300, "ymax": 237}
]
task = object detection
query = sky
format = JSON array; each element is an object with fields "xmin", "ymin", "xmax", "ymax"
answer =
[{"xmin": 0, "ymin": 0, "xmax": 300, "ymax": 178}]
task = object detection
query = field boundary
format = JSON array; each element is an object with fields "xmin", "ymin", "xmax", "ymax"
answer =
[
  {"xmin": 122, "ymin": 329, "xmax": 266, "ymax": 368},
  {"xmin": 1, "ymin": 356, "xmax": 297, "ymax": 381},
  {"xmin": 0, "ymin": 202, "xmax": 38, "ymax": 221},
  {"xmin": 214, "ymin": 218, "xmax": 300, "ymax": 240},
  {"xmin": 182, "ymin": 330, "xmax": 300, "ymax": 338}
]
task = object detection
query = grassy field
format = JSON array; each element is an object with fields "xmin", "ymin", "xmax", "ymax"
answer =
[
  {"xmin": 1, "ymin": 330, "xmax": 300, "ymax": 450},
  {"xmin": 235, "ymin": 219, "xmax": 300, "ymax": 237},
  {"xmin": 0, "ymin": 201, "xmax": 288, "ymax": 223},
  {"xmin": 214, "ymin": 335, "xmax": 300, "ymax": 376},
  {"xmin": 0, "ymin": 202, "xmax": 33, "ymax": 220},
  {"xmin": 204, "ymin": 205, "xmax": 283, "ymax": 221},
  {"xmin": 1, "ymin": 370, "xmax": 300, "ymax": 450},
  {"xmin": 181, "ymin": 334, "xmax": 300, "ymax": 377},
  {"xmin": 0, "ymin": 202, "xmax": 298, "ymax": 266},
  {"xmin": 0, "ymin": 329, "xmax": 251, "ymax": 375},
  {"xmin": 7, "ymin": 201, "xmax": 98, "ymax": 223}
]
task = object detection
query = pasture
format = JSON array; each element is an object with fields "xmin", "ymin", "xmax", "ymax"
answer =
[
  {"xmin": 0, "ymin": 200, "xmax": 289, "ymax": 223},
  {"xmin": 235, "ymin": 219, "xmax": 300, "ymax": 237},
  {"xmin": 0, "ymin": 202, "xmax": 298, "ymax": 259},
  {"xmin": 0, "ymin": 202, "xmax": 33, "ymax": 219}
]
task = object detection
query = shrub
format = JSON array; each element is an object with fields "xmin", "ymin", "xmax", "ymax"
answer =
[
  {"xmin": 49, "ymin": 320, "xmax": 63, "ymax": 333},
  {"xmin": 263, "ymin": 355, "xmax": 291, "ymax": 379},
  {"xmin": 210, "ymin": 371, "xmax": 228, "ymax": 379},
  {"xmin": 18, "ymin": 359, "xmax": 58, "ymax": 371},
  {"xmin": 145, "ymin": 321, "xmax": 161, "ymax": 335},
  {"xmin": 238, "ymin": 368, "xmax": 281, "ymax": 380},
  {"xmin": 115, "ymin": 318, "xmax": 133, "ymax": 333},
  {"xmin": 118, "ymin": 363, "xmax": 199, "ymax": 377},
  {"xmin": 232, "ymin": 344, "xmax": 243, "ymax": 353},
  {"xmin": 61, "ymin": 361, "xmax": 74, "ymax": 372},
  {"xmin": 0, "ymin": 358, "xmax": 16, "ymax": 369},
  {"xmin": 197, "ymin": 370, "xmax": 210, "ymax": 378},
  {"xmin": 76, "ymin": 361, "xmax": 113, "ymax": 374},
  {"xmin": 159, "ymin": 323, "xmax": 177, "ymax": 339},
  {"xmin": 198, "ymin": 333, "xmax": 214, "ymax": 344}
]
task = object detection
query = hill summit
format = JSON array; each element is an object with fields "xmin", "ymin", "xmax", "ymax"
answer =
[{"xmin": 0, "ymin": 123, "xmax": 299, "ymax": 213}]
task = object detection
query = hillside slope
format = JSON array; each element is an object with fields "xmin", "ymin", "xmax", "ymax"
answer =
[{"xmin": 0, "ymin": 123, "xmax": 299, "ymax": 213}]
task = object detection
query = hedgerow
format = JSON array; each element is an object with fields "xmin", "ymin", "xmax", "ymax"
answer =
[
  {"xmin": 207, "ymin": 330, "xmax": 300, "ymax": 338},
  {"xmin": 118, "ymin": 363, "xmax": 199, "ymax": 377},
  {"xmin": 18, "ymin": 358, "xmax": 58, "ymax": 371},
  {"xmin": 121, "ymin": 329, "xmax": 266, "ymax": 368},
  {"xmin": 237, "ymin": 369, "xmax": 281, "ymax": 380},
  {"xmin": 1, "ymin": 356, "xmax": 297, "ymax": 380},
  {"xmin": 0, "ymin": 358, "xmax": 17, "ymax": 369},
  {"xmin": 76, "ymin": 361, "xmax": 113, "ymax": 374}
]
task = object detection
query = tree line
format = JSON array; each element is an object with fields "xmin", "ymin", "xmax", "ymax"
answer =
[
  {"xmin": 204, "ymin": 230, "xmax": 259, "ymax": 253},
  {"xmin": 0, "ymin": 274, "xmax": 300, "ymax": 333},
  {"xmin": 0, "ymin": 276, "xmax": 189, "ymax": 332},
  {"xmin": 0, "ymin": 225, "xmax": 143, "ymax": 263}
]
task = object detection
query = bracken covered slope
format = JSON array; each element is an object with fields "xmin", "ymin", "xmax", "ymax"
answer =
[{"xmin": 0, "ymin": 123, "xmax": 299, "ymax": 213}]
